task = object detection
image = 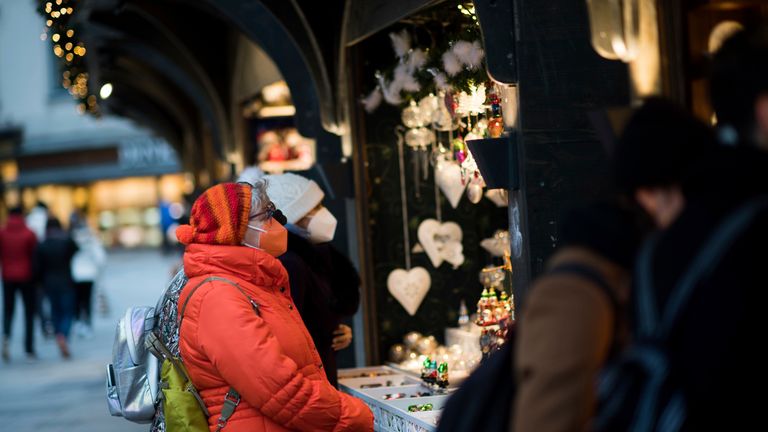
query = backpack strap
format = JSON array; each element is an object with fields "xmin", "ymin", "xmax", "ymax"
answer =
[
  {"xmin": 177, "ymin": 275, "xmax": 260, "ymax": 431},
  {"xmin": 637, "ymin": 196, "xmax": 768, "ymax": 339},
  {"xmin": 547, "ymin": 262, "xmax": 622, "ymax": 357}
]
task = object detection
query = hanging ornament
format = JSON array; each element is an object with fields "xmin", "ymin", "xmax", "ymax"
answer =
[
  {"xmin": 453, "ymin": 137, "xmax": 466, "ymax": 164},
  {"xmin": 487, "ymin": 93, "xmax": 504, "ymax": 138},
  {"xmin": 485, "ymin": 189, "xmax": 509, "ymax": 207},
  {"xmin": 388, "ymin": 125, "xmax": 431, "ymax": 315},
  {"xmin": 418, "ymin": 94, "xmax": 439, "ymax": 125},
  {"xmin": 455, "ymin": 83, "xmax": 487, "ymax": 116},
  {"xmin": 433, "ymin": 107, "xmax": 455, "ymax": 131},
  {"xmin": 481, "ymin": 230, "xmax": 512, "ymax": 257},
  {"xmin": 402, "ymin": 101, "xmax": 424, "ymax": 128},
  {"xmin": 417, "ymin": 219, "xmax": 465, "ymax": 269},
  {"xmin": 467, "ymin": 180, "xmax": 484, "ymax": 204},
  {"xmin": 435, "ymin": 155, "xmax": 466, "ymax": 208},
  {"xmin": 387, "ymin": 267, "xmax": 432, "ymax": 316}
]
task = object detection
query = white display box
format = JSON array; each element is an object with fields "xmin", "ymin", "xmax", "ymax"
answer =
[{"xmin": 339, "ymin": 365, "xmax": 450, "ymax": 432}]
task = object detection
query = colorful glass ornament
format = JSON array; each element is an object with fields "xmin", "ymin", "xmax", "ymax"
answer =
[{"xmin": 488, "ymin": 93, "xmax": 504, "ymax": 138}]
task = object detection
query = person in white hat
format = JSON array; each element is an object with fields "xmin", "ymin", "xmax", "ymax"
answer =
[{"xmin": 238, "ymin": 171, "xmax": 360, "ymax": 388}]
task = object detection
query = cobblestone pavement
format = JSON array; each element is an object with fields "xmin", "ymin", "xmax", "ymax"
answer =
[{"xmin": 0, "ymin": 248, "xmax": 182, "ymax": 432}]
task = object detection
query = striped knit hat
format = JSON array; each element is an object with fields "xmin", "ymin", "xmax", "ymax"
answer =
[{"xmin": 176, "ymin": 183, "xmax": 252, "ymax": 245}]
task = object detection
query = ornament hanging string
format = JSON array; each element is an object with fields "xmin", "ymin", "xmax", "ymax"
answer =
[
  {"xmin": 433, "ymin": 134, "xmax": 443, "ymax": 223},
  {"xmin": 395, "ymin": 126, "xmax": 412, "ymax": 270}
]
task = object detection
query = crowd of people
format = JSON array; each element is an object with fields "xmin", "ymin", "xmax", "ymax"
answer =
[{"xmin": 0, "ymin": 204, "xmax": 105, "ymax": 361}]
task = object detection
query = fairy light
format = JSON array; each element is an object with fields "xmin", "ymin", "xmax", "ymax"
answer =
[
  {"xmin": 457, "ymin": 4, "xmax": 478, "ymax": 23},
  {"xmin": 39, "ymin": 0, "xmax": 100, "ymax": 115}
]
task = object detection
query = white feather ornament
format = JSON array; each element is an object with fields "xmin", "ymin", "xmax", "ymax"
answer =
[
  {"xmin": 451, "ymin": 40, "xmax": 474, "ymax": 64},
  {"xmin": 361, "ymin": 87, "xmax": 383, "ymax": 113},
  {"xmin": 466, "ymin": 41, "xmax": 485, "ymax": 69},
  {"xmin": 434, "ymin": 73, "xmax": 451, "ymax": 91},
  {"xmin": 394, "ymin": 63, "xmax": 420, "ymax": 93},
  {"xmin": 379, "ymin": 74, "xmax": 403, "ymax": 105},
  {"xmin": 407, "ymin": 48, "xmax": 428, "ymax": 72},
  {"xmin": 442, "ymin": 51, "xmax": 463, "ymax": 76},
  {"xmin": 389, "ymin": 30, "xmax": 411, "ymax": 58}
]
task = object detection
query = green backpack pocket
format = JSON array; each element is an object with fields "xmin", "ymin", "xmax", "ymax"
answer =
[{"xmin": 160, "ymin": 358, "xmax": 210, "ymax": 432}]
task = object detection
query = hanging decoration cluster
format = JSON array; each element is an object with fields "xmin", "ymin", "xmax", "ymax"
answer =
[
  {"xmin": 364, "ymin": 3, "xmax": 508, "ymax": 209},
  {"xmin": 38, "ymin": 0, "xmax": 99, "ymax": 115}
]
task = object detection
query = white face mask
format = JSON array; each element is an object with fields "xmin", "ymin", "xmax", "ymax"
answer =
[{"xmin": 305, "ymin": 207, "xmax": 337, "ymax": 244}]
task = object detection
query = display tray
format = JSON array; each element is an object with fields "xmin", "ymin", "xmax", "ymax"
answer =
[{"xmin": 339, "ymin": 366, "xmax": 451, "ymax": 432}]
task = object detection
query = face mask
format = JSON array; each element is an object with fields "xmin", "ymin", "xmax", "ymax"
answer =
[
  {"xmin": 305, "ymin": 207, "xmax": 337, "ymax": 244},
  {"xmin": 242, "ymin": 217, "xmax": 288, "ymax": 257}
]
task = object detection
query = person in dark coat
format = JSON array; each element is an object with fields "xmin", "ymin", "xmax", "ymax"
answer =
[
  {"xmin": 239, "ymin": 171, "xmax": 361, "ymax": 388},
  {"xmin": 612, "ymin": 35, "xmax": 768, "ymax": 427},
  {"xmin": 630, "ymin": 27, "xmax": 768, "ymax": 430},
  {"xmin": 0, "ymin": 207, "xmax": 38, "ymax": 361},
  {"xmin": 280, "ymin": 231, "xmax": 361, "ymax": 387},
  {"xmin": 36, "ymin": 218, "xmax": 78, "ymax": 358}
]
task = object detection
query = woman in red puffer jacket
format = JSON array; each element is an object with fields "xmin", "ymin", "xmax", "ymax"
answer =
[{"xmin": 175, "ymin": 181, "xmax": 373, "ymax": 432}]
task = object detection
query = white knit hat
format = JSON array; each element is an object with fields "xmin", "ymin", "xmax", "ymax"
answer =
[
  {"xmin": 236, "ymin": 166, "xmax": 265, "ymax": 185},
  {"xmin": 263, "ymin": 173, "xmax": 324, "ymax": 224}
]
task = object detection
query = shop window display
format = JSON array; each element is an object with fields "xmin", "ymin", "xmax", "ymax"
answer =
[{"xmin": 339, "ymin": 3, "xmax": 513, "ymax": 430}]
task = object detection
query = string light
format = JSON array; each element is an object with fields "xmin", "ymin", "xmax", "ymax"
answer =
[{"xmin": 40, "ymin": 0, "xmax": 99, "ymax": 115}]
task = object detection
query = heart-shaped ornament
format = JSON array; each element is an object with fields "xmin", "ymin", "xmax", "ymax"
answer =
[
  {"xmin": 480, "ymin": 230, "xmax": 511, "ymax": 257},
  {"xmin": 435, "ymin": 159, "xmax": 465, "ymax": 208},
  {"xmin": 417, "ymin": 219, "xmax": 465, "ymax": 268},
  {"xmin": 387, "ymin": 267, "xmax": 431, "ymax": 316},
  {"xmin": 485, "ymin": 189, "xmax": 508, "ymax": 207}
]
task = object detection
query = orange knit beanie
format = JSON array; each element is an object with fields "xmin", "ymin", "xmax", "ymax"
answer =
[{"xmin": 176, "ymin": 183, "xmax": 252, "ymax": 245}]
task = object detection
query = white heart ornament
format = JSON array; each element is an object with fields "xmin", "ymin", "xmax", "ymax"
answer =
[
  {"xmin": 387, "ymin": 267, "xmax": 431, "ymax": 316},
  {"xmin": 418, "ymin": 219, "xmax": 465, "ymax": 268},
  {"xmin": 485, "ymin": 189, "xmax": 509, "ymax": 207},
  {"xmin": 480, "ymin": 230, "xmax": 511, "ymax": 257},
  {"xmin": 435, "ymin": 159, "xmax": 465, "ymax": 208}
]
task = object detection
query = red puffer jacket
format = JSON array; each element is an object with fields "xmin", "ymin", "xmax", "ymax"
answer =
[
  {"xmin": 178, "ymin": 243, "xmax": 373, "ymax": 432},
  {"xmin": 0, "ymin": 215, "xmax": 37, "ymax": 282}
]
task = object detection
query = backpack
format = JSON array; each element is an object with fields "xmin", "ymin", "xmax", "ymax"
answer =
[
  {"xmin": 593, "ymin": 197, "xmax": 768, "ymax": 432},
  {"xmin": 106, "ymin": 306, "xmax": 160, "ymax": 423},
  {"xmin": 108, "ymin": 269, "xmax": 258, "ymax": 432},
  {"xmin": 107, "ymin": 267, "xmax": 187, "ymax": 424},
  {"xmin": 436, "ymin": 263, "xmax": 618, "ymax": 432}
]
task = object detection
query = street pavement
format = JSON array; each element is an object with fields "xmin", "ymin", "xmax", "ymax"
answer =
[{"xmin": 0, "ymin": 248, "xmax": 182, "ymax": 432}]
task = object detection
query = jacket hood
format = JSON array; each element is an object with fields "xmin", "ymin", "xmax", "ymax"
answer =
[{"xmin": 183, "ymin": 243, "xmax": 288, "ymax": 289}]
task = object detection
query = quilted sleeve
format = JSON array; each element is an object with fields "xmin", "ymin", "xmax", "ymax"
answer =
[{"xmin": 196, "ymin": 285, "xmax": 372, "ymax": 431}]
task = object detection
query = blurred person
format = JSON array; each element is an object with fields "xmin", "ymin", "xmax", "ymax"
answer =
[
  {"xmin": 0, "ymin": 207, "xmax": 38, "ymax": 361},
  {"xmin": 512, "ymin": 200, "xmax": 648, "ymax": 432},
  {"xmin": 710, "ymin": 24, "xmax": 768, "ymax": 149},
  {"xmin": 240, "ymin": 171, "xmax": 361, "ymax": 388},
  {"xmin": 69, "ymin": 211, "xmax": 106, "ymax": 338},
  {"xmin": 613, "ymin": 98, "xmax": 718, "ymax": 228},
  {"xmin": 174, "ymin": 182, "xmax": 373, "ymax": 431},
  {"xmin": 26, "ymin": 201, "xmax": 54, "ymax": 337},
  {"xmin": 36, "ymin": 218, "xmax": 78, "ymax": 358},
  {"xmin": 608, "ymin": 90, "xmax": 768, "ymax": 430},
  {"xmin": 25, "ymin": 201, "xmax": 48, "ymax": 241}
]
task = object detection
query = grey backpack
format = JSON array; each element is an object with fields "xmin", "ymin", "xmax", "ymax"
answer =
[
  {"xmin": 107, "ymin": 267, "xmax": 187, "ymax": 425},
  {"xmin": 106, "ymin": 306, "xmax": 160, "ymax": 422}
]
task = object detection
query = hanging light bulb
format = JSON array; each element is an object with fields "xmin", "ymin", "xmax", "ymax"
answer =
[{"xmin": 99, "ymin": 83, "xmax": 113, "ymax": 99}]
